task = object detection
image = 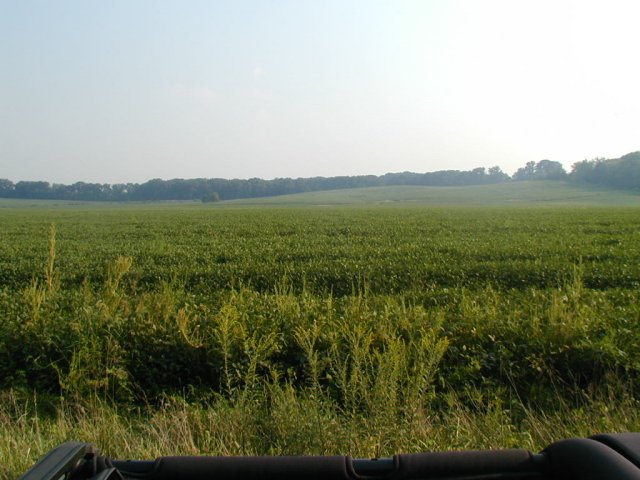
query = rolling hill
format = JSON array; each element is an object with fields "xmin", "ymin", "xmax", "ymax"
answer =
[{"xmin": 224, "ymin": 181, "xmax": 640, "ymax": 207}]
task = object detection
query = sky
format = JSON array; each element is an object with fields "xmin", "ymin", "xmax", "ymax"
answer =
[{"xmin": 1, "ymin": 0, "xmax": 639, "ymax": 184}]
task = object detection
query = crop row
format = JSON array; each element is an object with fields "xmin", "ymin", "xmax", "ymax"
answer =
[{"xmin": 0, "ymin": 207, "xmax": 638, "ymax": 295}]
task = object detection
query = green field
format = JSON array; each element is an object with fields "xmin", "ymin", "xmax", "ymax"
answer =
[
  {"xmin": 1, "ymin": 180, "xmax": 638, "ymax": 209},
  {"xmin": 1, "ymin": 186, "xmax": 640, "ymax": 477},
  {"xmin": 225, "ymin": 181, "xmax": 640, "ymax": 206}
]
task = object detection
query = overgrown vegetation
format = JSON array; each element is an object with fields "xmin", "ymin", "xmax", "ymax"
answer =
[{"xmin": 1, "ymin": 205, "xmax": 639, "ymax": 478}]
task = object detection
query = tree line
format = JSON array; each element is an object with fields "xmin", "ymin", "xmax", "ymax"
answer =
[
  {"xmin": 0, "ymin": 152, "xmax": 637, "ymax": 201},
  {"xmin": 569, "ymin": 152, "xmax": 640, "ymax": 190}
]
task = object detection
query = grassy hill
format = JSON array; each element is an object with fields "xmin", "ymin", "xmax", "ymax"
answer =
[
  {"xmin": 225, "ymin": 181, "xmax": 640, "ymax": 207},
  {"xmin": 1, "ymin": 181, "xmax": 638, "ymax": 210}
]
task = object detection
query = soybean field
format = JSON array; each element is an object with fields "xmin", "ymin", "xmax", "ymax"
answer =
[{"xmin": 1, "ymin": 200, "xmax": 640, "ymax": 477}]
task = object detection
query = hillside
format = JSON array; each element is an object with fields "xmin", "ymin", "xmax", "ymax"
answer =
[
  {"xmin": 225, "ymin": 181, "xmax": 640, "ymax": 207},
  {"xmin": 1, "ymin": 181, "xmax": 638, "ymax": 210}
]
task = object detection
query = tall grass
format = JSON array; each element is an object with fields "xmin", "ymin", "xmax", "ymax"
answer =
[{"xmin": 2, "ymin": 385, "xmax": 639, "ymax": 480}]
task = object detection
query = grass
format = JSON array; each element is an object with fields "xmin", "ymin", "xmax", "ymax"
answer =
[
  {"xmin": 225, "ymin": 181, "xmax": 640, "ymax": 206},
  {"xmin": 1, "ymin": 181, "xmax": 638, "ymax": 210},
  {"xmin": 2, "ymin": 385, "xmax": 639, "ymax": 480}
]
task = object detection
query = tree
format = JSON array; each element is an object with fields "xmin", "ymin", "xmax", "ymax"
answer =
[
  {"xmin": 0, "ymin": 179, "xmax": 15, "ymax": 197},
  {"xmin": 513, "ymin": 161, "xmax": 536, "ymax": 180},
  {"xmin": 488, "ymin": 166, "xmax": 509, "ymax": 181},
  {"xmin": 570, "ymin": 153, "xmax": 640, "ymax": 190},
  {"xmin": 570, "ymin": 159, "xmax": 600, "ymax": 184},
  {"xmin": 14, "ymin": 181, "xmax": 52, "ymax": 199},
  {"xmin": 514, "ymin": 160, "xmax": 566, "ymax": 181},
  {"xmin": 534, "ymin": 160, "xmax": 566, "ymax": 180},
  {"xmin": 202, "ymin": 191, "xmax": 221, "ymax": 203}
]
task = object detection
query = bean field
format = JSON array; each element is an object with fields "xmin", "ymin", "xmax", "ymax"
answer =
[{"xmin": 1, "ymin": 203, "xmax": 640, "ymax": 477}]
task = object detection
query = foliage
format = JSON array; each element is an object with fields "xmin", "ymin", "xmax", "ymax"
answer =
[
  {"xmin": 1, "ymin": 151, "xmax": 637, "ymax": 202},
  {"xmin": 513, "ymin": 160, "xmax": 566, "ymax": 181},
  {"xmin": 570, "ymin": 152, "xmax": 640, "ymax": 191},
  {"xmin": 0, "ymin": 206, "xmax": 639, "ymax": 399},
  {"xmin": 201, "ymin": 191, "xmax": 220, "ymax": 203},
  {"xmin": 2, "ymin": 386, "xmax": 639, "ymax": 480},
  {"xmin": 0, "ymin": 167, "xmax": 512, "ymax": 202},
  {"xmin": 1, "ymin": 204, "xmax": 639, "ymax": 467}
]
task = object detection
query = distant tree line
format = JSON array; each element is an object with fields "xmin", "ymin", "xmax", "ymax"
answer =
[
  {"xmin": 0, "ymin": 152, "xmax": 637, "ymax": 201},
  {"xmin": 510, "ymin": 152, "xmax": 640, "ymax": 191},
  {"xmin": 569, "ymin": 152, "xmax": 640, "ymax": 191},
  {"xmin": 0, "ymin": 166, "xmax": 510, "ymax": 202},
  {"xmin": 512, "ymin": 159, "xmax": 567, "ymax": 180}
]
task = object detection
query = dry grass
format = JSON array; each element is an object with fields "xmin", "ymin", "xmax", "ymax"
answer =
[{"xmin": 2, "ymin": 385, "xmax": 639, "ymax": 480}]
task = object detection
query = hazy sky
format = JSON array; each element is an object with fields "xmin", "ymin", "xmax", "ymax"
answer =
[{"xmin": 2, "ymin": 0, "xmax": 639, "ymax": 184}]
